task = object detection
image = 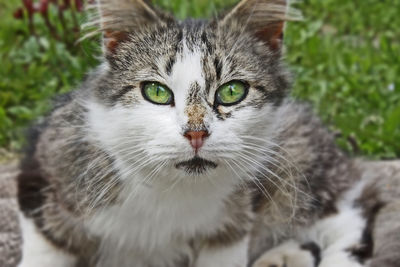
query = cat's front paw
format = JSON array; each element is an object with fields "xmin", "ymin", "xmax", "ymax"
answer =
[{"xmin": 252, "ymin": 241, "xmax": 317, "ymax": 267}]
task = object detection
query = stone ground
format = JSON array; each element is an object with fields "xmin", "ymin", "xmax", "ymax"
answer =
[{"xmin": 0, "ymin": 160, "xmax": 22, "ymax": 267}]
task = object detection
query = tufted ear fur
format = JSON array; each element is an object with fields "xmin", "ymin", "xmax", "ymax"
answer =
[
  {"xmin": 220, "ymin": 0, "xmax": 301, "ymax": 51},
  {"xmin": 94, "ymin": 0, "xmax": 171, "ymax": 53}
]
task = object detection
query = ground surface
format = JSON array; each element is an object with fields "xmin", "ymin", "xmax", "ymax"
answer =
[{"xmin": 0, "ymin": 161, "xmax": 21, "ymax": 267}]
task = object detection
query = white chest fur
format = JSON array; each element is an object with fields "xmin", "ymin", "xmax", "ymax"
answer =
[{"xmin": 86, "ymin": 169, "xmax": 238, "ymax": 265}]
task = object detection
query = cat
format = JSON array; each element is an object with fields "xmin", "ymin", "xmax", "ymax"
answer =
[{"xmin": 16, "ymin": 0, "xmax": 400, "ymax": 266}]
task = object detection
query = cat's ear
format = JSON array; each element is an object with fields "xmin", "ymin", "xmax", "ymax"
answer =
[
  {"xmin": 220, "ymin": 0, "xmax": 300, "ymax": 51},
  {"xmin": 95, "ymin": 0, "xmax": 169, "ymax": 53}
]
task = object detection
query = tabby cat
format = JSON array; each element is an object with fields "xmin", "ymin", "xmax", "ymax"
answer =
[{"xmin": 17, "ymin": 0, "xmax": 400, "ymax": 266}]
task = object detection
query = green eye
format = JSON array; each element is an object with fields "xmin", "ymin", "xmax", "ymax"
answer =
[
  {"xmin": 216, "ymin": 81, "xmax": 248, "ymax": 106},
  {"xmin": 142, "ymin": 82, "xmax": 173, "ymax": 105}
]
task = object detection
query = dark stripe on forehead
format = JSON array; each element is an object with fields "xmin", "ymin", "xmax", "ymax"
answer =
[
  {"xmin": 110, "ymin": 85, "xmax": 134, "ymax": 103},
  {"xmin": 201, "ymin": 30, "xmax": 213, "ymax": 55},
  {"xmin": 214, "ymin": 57, "xmax": 222, "ymax": 81},
  {"xmin": 202, "ymin": 55, "xmax": 217, "ymax": 95},
  {"xmin": 187, "ymin": 82, "xmax": 202, "ymax": 104},
  {"xmin": 255, "ymin": 85, "xmax": 286, "ymax": 106},
  {"xmin": 181, "ymin": 19, "xmax": 213, "ymax": 53},
  {"xmin": 166, "ymin": 29, "xmax": 184, "ymax": 76},
  {"xmin": 175, "ymin": 28, "xmax": 184, "ymax": 53},
  {"xmin": 165, "ymin": 56, "xmax": 176, "ymax": 76}
]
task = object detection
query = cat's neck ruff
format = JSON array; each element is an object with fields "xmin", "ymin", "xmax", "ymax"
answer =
[{"xmin": 86, "ymin": 166, "xmax": 240, "ymax": 253}]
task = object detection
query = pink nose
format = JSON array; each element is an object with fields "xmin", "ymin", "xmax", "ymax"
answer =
[{"xmin": 184, "ymin": 130, "xmax": 209, "ymax": 152}]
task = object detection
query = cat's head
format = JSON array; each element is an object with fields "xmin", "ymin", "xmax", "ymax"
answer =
[{"xmin": 86, "ymin": 0, "xmax": 298, "ymax": 183}]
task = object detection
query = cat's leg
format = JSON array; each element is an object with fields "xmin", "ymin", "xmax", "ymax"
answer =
[
  {"xmin": 252, "ymin": 240, "xmax": 316, "ymax": 267},
  {"xmin": 271, "ymin": 181, "xmax": 370, "ymax": 267},
  {"xmin": 18, "ymin": 212, "xmax": 77, "ymax": 267},
  {"xmin": 195, "ymin": 236, "xmax": 249, "ymax": 267},
  {"xmin": 298, "ymin": 183, "xmax": 370, "ymax": 267},
  {"xmin": 252, "ymin": 240, "xmax": 364, "ymax": 267}
]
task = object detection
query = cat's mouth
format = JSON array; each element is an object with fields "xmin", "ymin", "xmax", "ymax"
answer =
[{"xmin": 175, "ymin": 157, "xmax": 217, "ymax": 175}]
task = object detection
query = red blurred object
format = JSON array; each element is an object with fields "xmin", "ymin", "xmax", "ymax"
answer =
[
  {"xmin": 39, "ymin": 0, "xmax": 49, "ymax": 15},
  {"xmin": 13, "ymin": 0, "xmax": 86, "ymax": 40},
  {"xmin": 13, "ymin": 7, "xmax": 25, "ymax": 19},
  {"xmin": 63, "ymin": 0, "xmax": 71, "ymax": 8},
  {"xmin": 74, "ymin": 0, "xmax": 83, "ymax": 11},
  {"xmin": 22, "ymin": 0, "xmax": 35, "ymax": 16}
]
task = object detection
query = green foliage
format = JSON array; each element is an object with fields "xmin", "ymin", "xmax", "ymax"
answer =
[
  {"xmin": 154, "ymin": 0, "xmax": 237, "ymax": 19},
  {"xmin": 285, "ymin": 0, "xmax": 400, "ymax": 159},
  {"xmin": 0, "ymin": 0, "xmax": 98, "ymax": 150},
  {"xmin": 0, "ymin": 0, "xmax": 399, "ymax": 158}
]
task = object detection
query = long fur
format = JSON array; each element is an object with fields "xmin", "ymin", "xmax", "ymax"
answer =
[{"xmin": 17, "ymin": 1, "xmax": 400, "ymax": 267}]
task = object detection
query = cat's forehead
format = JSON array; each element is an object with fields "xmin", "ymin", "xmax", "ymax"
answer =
[
  {"xmin": 127, "ymin": 21, "xmax": 215, "ymax": 94},
  {"xmin": 179, "ymin": 20, "xmax": 215, "ymax": 52},
  {"xmin": 165, "ymin": 20, "xmax": 248, "ymax": 83},
  {"xmin": 123, "ymin": 19, "xmax": 248, "ymax": 69},
  {"xmin": 107, "ymin": 18, "xmax": 283, "ymax": 107}
]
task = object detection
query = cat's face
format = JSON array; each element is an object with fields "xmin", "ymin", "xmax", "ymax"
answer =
[{"xmin": 87, "ymin": 0, "xmax": 293, "ymax": 182}]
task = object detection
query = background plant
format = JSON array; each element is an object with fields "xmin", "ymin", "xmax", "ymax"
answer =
[
  {"xmin": 0, "ymin": 0, "xmax": 98, "ymax": 151},
  {"xmin": 0, "ymin": 0, "xmax": 399, "ymax": 159}
]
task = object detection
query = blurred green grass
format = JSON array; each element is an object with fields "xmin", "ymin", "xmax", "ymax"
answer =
[{"xmin": 0, "ymin": 0, "xmax": 399, "ymax": 159}]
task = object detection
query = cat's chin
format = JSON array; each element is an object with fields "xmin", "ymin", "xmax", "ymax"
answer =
[{"xmin": 175, "ymin": 156, "xmax": 218, "ymax": 175}]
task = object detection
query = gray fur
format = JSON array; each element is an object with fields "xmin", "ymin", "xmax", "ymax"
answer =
[{"xmin": 16, "ymin": 0, "xmax": 400, "ymax": 266}]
